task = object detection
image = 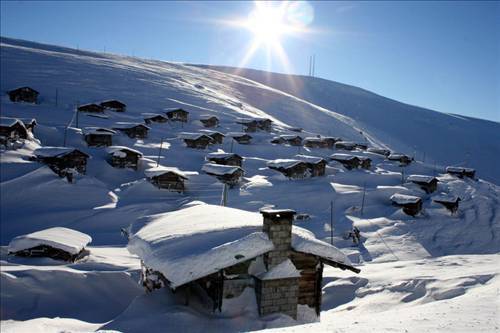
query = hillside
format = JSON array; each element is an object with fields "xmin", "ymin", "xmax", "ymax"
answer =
[{"xmin": 1, "ymin": 37, "xmax": 499, "ymax": 332}]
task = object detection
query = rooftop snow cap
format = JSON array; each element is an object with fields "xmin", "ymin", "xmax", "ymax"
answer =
[{"xmin": 260, "ymin": 208, "xmax": 296, "ymax": 269}]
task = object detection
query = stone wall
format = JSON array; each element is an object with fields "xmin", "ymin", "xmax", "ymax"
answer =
[
  {"xmin": 255, "ymin": 277, "xmax": 299, "ymax": 319},
  {"xmin": 261, "ymin": 209, "xmax": 295, "ymax": 269}
]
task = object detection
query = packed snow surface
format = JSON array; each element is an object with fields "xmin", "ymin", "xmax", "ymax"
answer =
[
  {"xmin": 258, "ymin": 259, "xmax": 301, "ymax": 280},
  {"xmin": 407, "ymin": 175, "xmax": 436, "ymax": 183}
]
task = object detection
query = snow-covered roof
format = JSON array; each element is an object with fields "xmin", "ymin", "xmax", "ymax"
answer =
[
  {"xmin": 142, "ymin": 113, "xmax": 167, "ymax": 119},
  {"xmin": 446, "ymin": 166, "xmax": 475, "ymax": 173},
  {"xmin": 331, "ymin": 153, "xmax": 358, "ymax": 161},
  {"xmin": 407, "ymin": 175, "xmax": 437, "ymax": 184},
  {"xmin": 199, "ymin": 129, "xmax": 225, "ymax": 136},
  {"xmin": 165, "ymin": 107, "xmax": 188, "ymax": 113},
  {"xmin": 202, "ymin": 163, "xmax": 243, "ymax": 176},
  {"xmin": 34, "ymin": 147, "xmax": 88, "ymax": 158},
  {"xmin": 8, "ymin": 227, "xmax": 92, "ymax": 255},
  {"xmin": 280, "ymin": 135, "xmax": 302, "ymax": 140},
  {"xmin": 178, "ymin": 132, "xmax": 212, "ymax": 140},
  {"xmin": 295, "ymin": 154, "xmax": 326, "ymax": 164},
  {"xmin": 367, "ymin": 147, "xmax": 391, "ymax": 155},
  {"xmin": 267, "ymin": 159, "xmax": 304, "ymax": 169},
  {"xmin": 82, "ymin": 127, "xmax": 116, "ymax": 135},
  {"xmin": 390, "ymin": 193, "xmax": 421, "ymax": 205},
  {"xmin": 0, "ymin": 117, "xmax": 25, "ymax": 128},
  {"xmin": 127, "ymin": 203, "xmax": 352, "ymax": 289},
  {"xmin": 144, "ymin": 166, "xmax": 188, "ymax": 179},
  {"xmin": 199, "ymin": 114, "xmax": 218, "ymax": 120},
  {"xmin": 206, "ymin": 152, "xmax": 242, "ymax": 160},
  {"xmin": 226, "ymin": 132, "xmax": 251, "ymax": 138},
  {"xmin": 433, "ymin": 195, "xmax": 459, "ymax": 203},
  {"xmin": 388, "ymin": 153, "xmax": 409, "ymax": 160},
  {"xmin": 257, "ymin": 259, "xmax": 300, "ymax": 280},
  {"xmin": 105, "ymin": 146, "xmax": 143, "ymax": 156},
  {"xmin": 303, "ymin": 137, "xmax": 323, "ymax": 142},
  {"xmin": 336, "ymin": 141, "xmax": 356, "ymax": 147},
  {"xmin": 112, "ymin": 122, "xmax": 150, "ymax": 130}
]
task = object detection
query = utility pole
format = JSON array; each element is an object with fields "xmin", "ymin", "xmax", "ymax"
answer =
[
  {"xmin": 75, "ymin": 101, "xmax": 80, "ymax": 128},
  {"xmin": 360, "ymin": 182, "xmax": 366, "ymax": 216},
  {"xmin": 221, "ymin": 184, "xmax": 228, "ymax": 206},
  {"xmin": 330, "ymin": 200, "xmax": 334, "ymax": 245},
  {"xmin": 156, "ymin": 138, "xmax": 164, "ymax": 167}
]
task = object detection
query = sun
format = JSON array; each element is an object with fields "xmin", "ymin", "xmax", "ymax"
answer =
[{"xmin": 245, "ymin": 3, "xmax": 289, "ymax": 45}]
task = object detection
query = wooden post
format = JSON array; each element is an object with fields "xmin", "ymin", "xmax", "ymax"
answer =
[
  {"xmin": 221, "ymin": 183, "xmax": 228, "ymax": 206},
  {"xmin": 360, "ymin": 182, "xmax": 366, "ymax": 216},
  {"xmin": 156, "ymin": 138, "xmax": 164, "ymax": 167},
  {"xmin": 330, "ymin": 200, "xmax": 334, "ymax": 245}
]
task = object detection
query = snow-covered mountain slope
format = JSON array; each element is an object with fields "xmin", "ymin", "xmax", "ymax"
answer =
[
  {"xmin": 1, "ymin": 37, "xmax": 499, "ymax": 332},
  {"xmin": 198, "ymin": 65, "xmax": 500, "ymax": 185}
]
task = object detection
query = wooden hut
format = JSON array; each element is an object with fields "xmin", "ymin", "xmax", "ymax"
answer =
[
  {"xmin": 8, "ymin": 227, "xmax": 92, "ymax": 262},
  {"xmin": 78, "ymin": 103, "xmax": 105, "ymax": 113},
  {"xmin": 145, "ymin": 166, "xmax": 188, "ymax": 192},
  {"xmin": 199, "ymin": 115, "xmax": 219, "ymax": 128},
  {"xmin": 271, "ymin": 136, "xmax": 286, "ymax": 145},
  {"xmin": 179, "ymin": 132, "xmax": 214, "ymax": 149},
  {"xmin": 334, "ymin": 141, "xmax": 356, "ymax": 151},
  {"xmin": 367, "ymin": 147, "xmax": 391, "ymax": 157},
  {"xmin": 202, "ymin": 163, "xmax": 244, "ymax": 186},
  {"xmin": 407, "ymin": 175, "xmax": 438, "ymax": 193},
  {"xmin": 303, "ymin": 137, "xmax": 328, "ymax": 149},
  {"xmin": 206, "ymin": 152, "xmax": 243, "ymax": 167},
  {"xmin": 165, "ymin": 108, "xmax": 189, "ymax": 122},
  {"xmin": 143, "ymin": 113, "xmax": 169, "ymax": 124},
  {"xmin": 354, "ymin": 143, "xmax": 368, "ymax": 150},
  {"xmin": 236, "ymin": 117, "xmax": 272, "ymax": 132},
  {"xmin": 112, "ymin": 122, "xmax": 150, "ymax": 139},
  {"xmin": 295, "ymin": 155, "xmax": 327, "ymax": 177},
  {"xmin": 200, "ymin": 130, "xmax": 225, "ymax": 144},
  {"xmin": 100, "ymin": 100, "xmax": 126, "ymax": 112},
  {"xmin": 19, "ymin": 118, "xmax": 37, "ymax": 133},
  {"xmin": 388, "ymin": 153, "xmax": 412, "ymax": 166},
  {"xmin": 82, "ymin": 127, "xmax": 115, "ymax": 147},
  {"xmin": 446, "ymin": 166, "xmax": 476, "ymax": 179},
  {"xmin": 330, "ymin": 153, "xmax": 360, "ymax": 170},
  {"xmin": 0, "ymin": 117, "xmax": 29, "ymax": 140},
  {"xmin": 128, "ymin": 204, "xmax": 359, "ymax": 319},
  {"xmin": 227, "ymin": 132, "xmax": 252, "ymax": 144},
  {"xmin": 390, "ymin": 193, "xmax": 422, "ymax": 216},
  {"xmin": 34, "ymin": 147, "xmax": 89, "ymax": 179},
  {"xmin": 106, "ymin": 146, "xmax": 142, "ymax": 170},
  {"xmin": 8, "ymin": 87, "xmax": 39, "ymax": 103},
  {"xmin": 289, "ymin": 127, "xmax": 303, "ymax": 133},
  {"xmin": 281, "ymin": 135, "xmax": 303, "ymax": 146},
  {"xmin": 433, "ymin": 196, "xmax": 461, "ymax": 214},
  {"xmin": 267, "ymin": 159, "xmax": 309, "ymax": 179},
  {"xmin": 358, "ymin": 156, "xmax": 372, "ymax": 170}
]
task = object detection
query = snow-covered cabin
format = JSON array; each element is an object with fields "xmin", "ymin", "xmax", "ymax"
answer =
[
  {"xmin": 295, "ymin": 154, "xmax": 327, "ymax": 177},
  {"xmin": 322, "ymin": 137, "xmax": 341, "ymax": 148},
  {"xmin": 407, "ymin": 175, "xmax": 438, "ymax": 193},
  {"xmin": 178, "ymin": 132, "xmax": 214, "ymax": 149},
  {"xmin": 127, "ymin": 203, "xmax": 359, "ymax": 319},
  {"xmin": 227, "ymin": 132, "xmax": 252, "ymax": 144},
  {"xmin": 145, "ymin": 166, "xmax": 188, "ymax": 192},
  {"xmin": 367, "ymin": 147, "xmax": 391, "ymax": 157},
  {"xmin": 0, "ymin": 117, "xmax": 29, "ymax": 140},
  {"xmin": 388, "ymin": 153, "xmax": 412, "ymax": 166},
  {"xmin": 82, "ymin": 127, "xmax": 116, "ymax": 147},
  {"xmin": 202, "ymin": 163, "xmax": 244, "ymax": 186},
  {"xmin": 358, "ymin": 156, "xmax": 372, "ymax": 170},
  {"xmin": 34, "ymin": 147, "xmax": 90, "ymax": 178},
  {"xmin": 106, "ymin": 146, "xmax": 143, "ymax": 170},
  {"xmin": 7, "ymin": 86, "xmax": 39, "ymax": 103},
  {"xmin": 78, "ymin": 103, "xmax": 104, "ymax": 113},
  {"xmin": 165, "ymin": 108, "xmax": 189, "ymax": 122},
  {"xmin": 112, "ymin": 122, "xmax": 150, "ymax": 139},
  {"xmin": 330, "ymin": 153, "xmax": 360, "ymax": 170},
  {"xmin": 143, "ymin": 113, "xmax": 169, "ymax": 124},
  {"xmin": 236, "ymin": 117, "xmax": 272, "ymax": 132},
  {"xmin": 446, "ymin": 166, "xmax": 476, "ymax": 179},
  {"xmin": 303, "ymin": 137, "xmax": 328, "ymax": 149},
  {"xmin": 206, "ymin": 152, "xmax": 243, "ymax": 167},
  {"xmin": 100, "ymin": 100, "xmax": 126, "ymax": 112},
  {"xmin": 199, "ymin": 129, "xmax": 225, "ymax": 144},
  {"xmin": 390, "ymin": 193, "xmax": 423, "ymax": 216},
  {"xmin": 433, "ymin": 195, "xmax": 461, "ymax": 214},
  {"xmin": 334, "ymin": 141, "xmax": 356, "ymax": 151},
  {"xmin": 267, "ymin": 159, "xmax": 309, "ymax": 179},
  {"xmin": 271, "ymin": 135, "xmax": 303, "ymax": 146},
  {"xmin": 8, "ymin": 227, "xmax": 92, "ymax": 262},
  {"xmin": 270, "ymin": 136, "xmax": 286, "ymax": 145},
  {"xmin": 199, "ymin": 115, "xmax": 219, "ymax": 128}
]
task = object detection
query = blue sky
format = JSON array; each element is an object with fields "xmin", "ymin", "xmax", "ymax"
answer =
[{"xmin": 1, "ymin": 1, "xmax": 498, "ymax": 121}]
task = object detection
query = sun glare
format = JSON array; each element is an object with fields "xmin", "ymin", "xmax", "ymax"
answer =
[{"xmin": 245, "ymin": 3, "xmax": 289, "ymax": 44}]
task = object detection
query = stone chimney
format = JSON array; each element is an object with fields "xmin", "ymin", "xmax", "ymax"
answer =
[{"xmin": 260, "ymin": 208, "xmax": 296, "ymax": 269}]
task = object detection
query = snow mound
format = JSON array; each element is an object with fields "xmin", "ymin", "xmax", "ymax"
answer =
[{"xmin": 257, "ymin": 259, "xmax": 301, "ymax": 280}]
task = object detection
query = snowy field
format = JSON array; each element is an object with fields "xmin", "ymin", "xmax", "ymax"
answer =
[{"xmin": 1, "ymin": 37, "xmax": 499, "ymax": 332}]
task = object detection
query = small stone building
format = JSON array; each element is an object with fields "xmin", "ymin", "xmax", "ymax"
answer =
[
  {"xmin": 179, "ymin": 132, "xmax": 214, "ymax": 149},
  {"xmin": 330, "ymin": 153, "xmax": 360, "ymax": 170},
  {"xmin": 206, "ymin": 152, "xmax": 243, "ymax": 167},
  {"xmin": 202, "ymin": 163, "xmax": 244, "ymax": 187},
  {"xmin": 227, "ymin": 132, "xmax": 252, "ymax": 144},
  {"xmin": 388, "ymin": 153, "xmax": 412, "ymax": 166},
  {"xmin": 143, "ymin": 113, "xmax": 169, "ymax": 124},
  {"xmin": 267, "ymin": 159, "xmax": 309, "ymax": 179},
  {"xmin": 106, "ymin": 146, "xmax": 143, "ymax": 170},
  {"xmin": 78, "ymin": 103, "xmax": 105, "ymax": 113},
  {"xmin": 145, "ymin": 166, "xmax": 188, "ymax": 192},
  {"xmin": 367, "ymin": 147, "xmax": 391, "ymax": 157},
  {"xmin": 200, "ymin": 130, "xmax": 225, "ymax": 144},
  {"xmin": 446, "ymin": 166, "xmax": 476, "ymax": 179},
  {"xmin": 112, "ymin": 123, "xmax": 150, "ymax": 139},
  {"xmin": 0, "ymin": 117, "xmax": 29, "ymax": 140},
  {"xmin": 334, "ymin": 141, "xmax": 356, "ymax": 151},
  {"xmin": 433, "ymin": 196, "xmax": 461, "ymax": 214},
  {"xmin": 295, "ymin": 155, "xmax": 327, "ymax": 177},
  {"xmin": 407, "ymin": 175, "xmax": 438, "ymax": 194},
  {"xmin": 34, "ymin": 147, "xmax": 90, "ymax": 180},
  {"xmin": 200, "ymin": 115, "xmax": 219, "ymax": 128},
  {"xmin": 165, "ymin": 108, "xmax": 189, "ymax": 122},
  {"xmin": 8, "ymin": 87, "xmax": 39, "ymax": 103},
  {"xmin": 100, "ymin": 100, "xmax": 126, "ymax": 112},
  {"xmin": 83, "ymin": 127, "xmax": 116, "ymax": 147},
  {"xmin": 390, "ymin": 193, "xmax": 423, "ymax": 216}
]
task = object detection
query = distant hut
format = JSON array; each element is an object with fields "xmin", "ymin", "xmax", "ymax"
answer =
[
  {"xmin": 388, "ymin": 153, "xmax": 412, "ymax": 166},
  {"xmin": 358, "ymin": 156, "xmax": 372, "ymax": 170},
  {"xmin": 112, "ymin": 122, "xmax": 150, "ymax": 139},
  {"xmin": 227, "ymin": 132, "xmax": 252, "ymax": 144},
  {"xmin": 267, "ymin": 159, "xmax": 309, "ymax": 179},
  {"xmin": 322, "ymin": 137, "xmax": 341, "ymax": 148},
  {"xmin": 202, "ymin": 163, "xmax": 244, "ymax": 186},
  {"xmin": 0, "ymin": 117, "xmax": 29, "ymax": 140},
  {"xmin": 8, "ymin": 227, "xmax": 92, "ymax": 262},
  {"xmin": 145, "ymin": 166, "xmax": 188, "ymax": 192},
  {"xmin": 281, "ymin": 135, "xmax": 303, "ymax": 146},
  {"xmin": 165, "ymin": 108, "xmax": 189, "ymax": 122},
  {"xmin": 236, "ymin": 117, "xmax": 272, "ymax": 132},
  {"xmin": 330, "ymin": 153, "xmax": 360, "ymax": 170},
  {"xmin": 78, "ymin": 103, "xmax": 104, "ymax": 113},
  {"xmin": 34, "ymin": 147, "xmax": 89, "ymax": 180},
  {"xmin": 295, "ymin": 155, "xmax": 327, "ymax": 177},
  {"xmin": 256, "ymin": 118, "xmax": 273, "ymax": 131},
  {"xmin": 206, "ymin": 152, "xmax": 243, "ymax": 167},
  {"xmin": 8, "ymin": 87, "xmax": 39, "ymax": 103},
  {"xmin": 200, "ymin": 130, "xmax": 225, "ymax": 144},
  {"xmin": 303, "ymin": 137, "xmax": 328, "ymax": 149},
  {"xmin": 354, "ymin": 143, "xmax": 368, "ymax": 150},
  {"xmin": 289, "ymin": 127, "xmax": 303, "ymax": 133},
  {"xmin": 100, "ymin": 100, "xmax": 126, "ymax": 112},
  {"xmin": 446, "ymin": 166, "xmax": 476, "ymax": 179},
  {"xmin": 143, "ymin": 113, "xmax": 169, "ymax": 124},
  {"xmin": 82, "ymin": 127, "xmax": 115, "ymax": 147},
  {"xmin": 390, "ymin": 193, "xmax": 422, "ymax": 216},
  {"xmin": 199, "ymin": 115, "xmax": 219, "ymax": 128},
  {"xmin": 179, "ymin": 132, "xmax": 214, "ymax": 149},
  {"xmin": 367, "ymin": 147, "xmax": 391, "ymax": 157},
  {"xmin": 334, "ymin": 141, "xmax": 356, "ymax": 151},
  {"xmin": 407, "ymin": 175, "xmax": 438, "ymax": 194},
  {"xmin": 106, "ymin": 146, "xmax": 142, "ymax": 170},
  {"xmin": 433, "ymin": 196, "xmax": 461, "ymax": 214},
  {"xmin": 270, "ymin": 136, "xmax": 286, "ymax": 145}
]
